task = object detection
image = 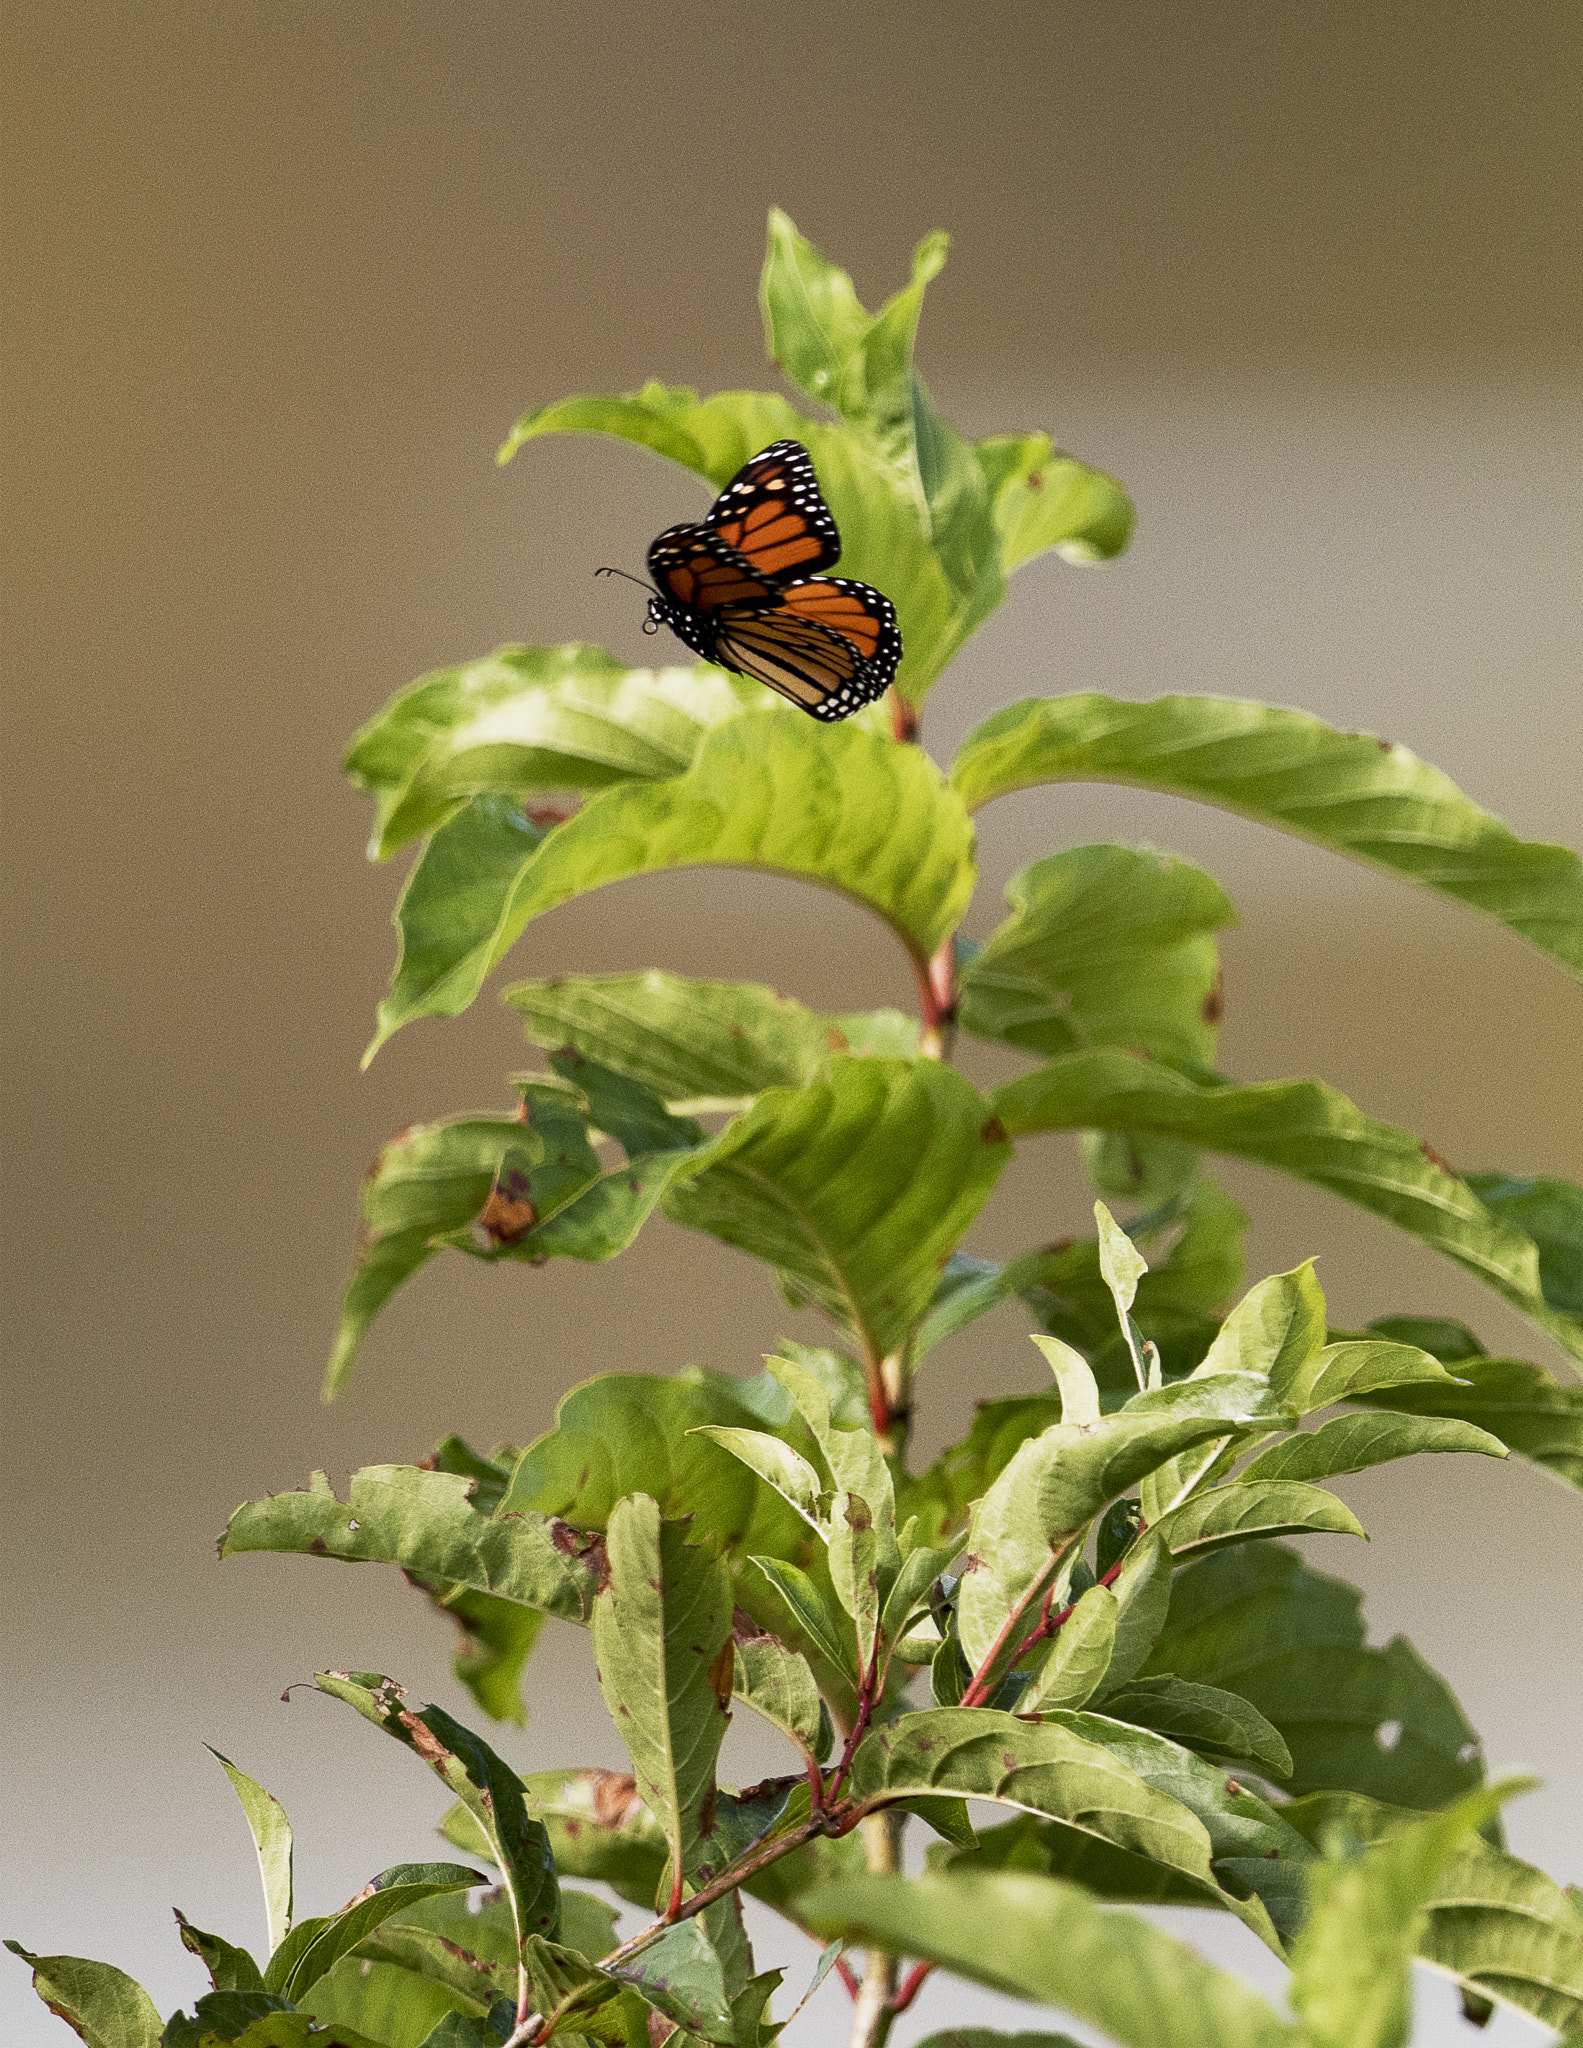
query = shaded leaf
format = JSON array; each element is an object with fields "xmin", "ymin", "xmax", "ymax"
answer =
[
  {"xmin": 313, "ymin": 1676, "xmax": 561, "ymax": 1970},
  {"xmin": 507, "ymin": 970, "xmax": 917, "ymax": 1103},
  {"xmin": 951, "ymin": 692, "xmax": 1583, "ymax": 983},
  {"xmin": 441, "ymin": 1772, "xmax": 667, "ymax": 1913},
  {"xmin": 608, "ymin": 1919, "xmax": 734, "ymax": 2046},
  {"xmin": 174, "ymin": 1916, "xmax": 265, "ymax": 1996},
  {"xmin": 264, "ymin": 1867, "xmax": 485, "ymax": 2003},
  {"xmin": 664, "ymin": 1058, "xmax": 1011, "ymax": 1366},
  {"xmin": 958, "ymin": 844, "xmax": 1233, "ymax": 1067},
  {"xmin": 1020, "ymin": 1584, "xmax": 1117, "ymax": 1712},
  {"xmin": 993, "ymin": 1051, "xmax": 1583, "ymax": 1361},
  {"xmin": 1097, "ymin": 1677, "xmax": 1293, "ymax": 1779},
  {"xmin": 1464, "ymin": 1170, "xmax": 1583, "ymax": 1315},
  {"xmin": 1143, "ymin": 1544, "xmax": 1485, "ymax": 1809}
]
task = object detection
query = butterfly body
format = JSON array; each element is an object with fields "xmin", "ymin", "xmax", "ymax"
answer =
[{"xmin": 639, "ymin": 440, "xmax": 902, "ymax": 721}]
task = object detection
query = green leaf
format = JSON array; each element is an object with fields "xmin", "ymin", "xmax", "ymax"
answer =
[
  {"xmin": 739, "ymin": 1557, "xmax": 862, "ymax": 1723},
  {"xmin": 1145, "ymin": 1479, "xmax": 1366, "ymax": 1559},
  {"xmin": 1354, "ymin": 1352, "xmax": 1583, "ymax": 1492},
  {"xmin": 222, "ymin": 1467, "xmax": 603, "ymax": 1623},
  {"xmin": 896, "ymin": 1390, "xmax": 1062, "ymax": 1544},
  {"xmin": 1464, "ymin": 1170, "xmax": 1583, "ymax": 1314},
  {"xmin": 958, "ymin": 844, "xmax": 1233, "ymax": 1067},
  {"xmin": 208, "ymin": 1751, "xmax": 295, "ymax": 1956},
  {"xmin": 1280, "ymin": 1338, "xmax": 1469, "ymax": 1415},
  {"xmin": 161, "ymin": 1990, "xmax": 298, "ymax": 2047},
  {"xmin": 911, "ymin": 2035, "xmax": 1090, "ymax": 2048},
  {"xmin": 1143, "ymin": 1544, "xmax": 1485, "ymax": 1809},
  {"xmin": 4, "ymin": 1944, "xmax": 163, "ymax": 2048},
  {"xmin": 664, "ymin": 1058, "xmax": 1011, "ymax": 1366},
  {"xmin": 1283, "ymin": 1789, "xmax": 1583, "ymax": 2036},
  {"xmin": 174, "ymin": 1916, "xmax": 265, "ymax": 1995},
  {"xmin": 952, "ymin": 693, "xmax": 1583, "ymax": 982},
  {"xmin": 371, "ymin": 713, "xmax": 975, "ymax": 1055},
  {"xmin": 301, "ymin": 1951, "xmax": 473, "ymax": 2047},
  {"xmin": 956, "ymin": 1374, "xmax": 1287, "ymax": 1688},
  {"xmin": 609, "ymin": 1918, "xmax": 735, "ymax": 2046},
  {"xmin": 414, "ymin": 1583, "xmax": 545, "ymax": 1730},
  {"xmin": 800, "ymin": 1870, "xmax": 1296, "ymax": 2047},
  {"xmin": 1021, "ymin": 1584, "xmax": 1118, "ymax": 1711},
  {"xmin": 264, "ymin": 1866, "xmax": 486, "ymax": 2003},
  {"xmin": 1237, "ymin": 1411, "xmax": 1506, "ymax": 1484},
  {"xmin": 1200, "ymin": 1263, "xmax": 1328, "ymax": 1392},
  {"xmin": 591, "ymin": 1497, "xmax": 735, "ymax": 1899},
  {"xmin": 501, "ymin": 1370, "xmax": 817, "ymax": 1564},
  {"xmin": 441, "ymin": 1769, "xmax": 668, "ymax": 1912},
  {"xmin": 345, "ymin": 646, "xmax": 770, "ymax": 859},
  {"xmin": 766, "ymin": 1352, "xmax": 897, "ymax": 1556},
  {"xmin": 1288, "ymin": 1782, "xmax": 1523, "ymax": 2048},
  {"xmin": 993, "ymin": 1051, "xmax": 1583, "ymax": 1361},
  {"xmin": 507, "ymin": 970, "xmax": 918, "ymax": 1103},
  {"xmin": 730, "ymin": 1625, "xmax": 826, "ymax": 1758},
  {"xmin": 1093, "ymin": 1532, "xmax": 1174, "ymax": 1694},
  {"xmin": 849, "ymin": 1707, "xmax": 1275, "ymax": 1937},
  {"xmin": 976, "ymin": 432, "xmax": 1135, "ymax": 568},
  {"xmin": 313, "ymin": 1676, "xmax": 561, "ymax": 1968},
  {"xmin": 1098, "ymin": 1677, "xmax": 1293, "ymax": 1779},
  {"xmin": 758, "ymin": 206, "xmax": 879, "ymax": 411},
  {"xmin": 689, "ymin": 1427, "xmax": 825, "ymax": 1534},
  {"xmin": 1030, "ymin": 1335, "xmax": 1101, "ymax": 1425}
]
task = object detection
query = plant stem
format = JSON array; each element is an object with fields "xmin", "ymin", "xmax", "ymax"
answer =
[{"xmin": 848, "ymin": 1809, "xmax": 902, "ymax": 2048}]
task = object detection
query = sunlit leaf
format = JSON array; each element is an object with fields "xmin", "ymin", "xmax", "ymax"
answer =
[
  {"xmin": 370, "ymin": 715, "xmax": 975, "ymax": 1055},
  {"xmin": 952, "ymin": 693, "xmax": 1583, "ymax": 982},
  {"xmin": 208, "ymin": 1752, "xmax": 295, "ymax": 1957},
  {"xmin": 1237, "ymin": 1411, "xmax": 1505, "ymax": 1484},
  {"xmin": 4, "ymin": 1944, "xmax": 163, "ymax": 2048},
  {"xmin": 263, "ymin": 1865, "xmax": 485, "ymax": 2003}
]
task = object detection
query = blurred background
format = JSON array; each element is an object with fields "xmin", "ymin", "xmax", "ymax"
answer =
[{"xmin": 4, "ymin": 4, "xmax": 1580, "ymax": 2042}]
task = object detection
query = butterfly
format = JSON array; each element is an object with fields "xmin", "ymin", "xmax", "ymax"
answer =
[{"xmin": 604, "ymin": 440, "xmax": 902, "ymax": 721}]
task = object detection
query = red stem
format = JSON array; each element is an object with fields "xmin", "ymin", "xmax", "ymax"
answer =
[
  {"xmin": 959, "ymin": 1539, "xmax": 1142, "ymax": 1709},
  {"xmin": 891, "ymin": 1961, "xmax": 933, "ymax": 2015},
  {"xmin": 836, "ymin": 1957, "xmax": 862, "ymax": 2000}
]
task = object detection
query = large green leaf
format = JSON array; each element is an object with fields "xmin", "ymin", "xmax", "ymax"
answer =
[
  {"xmin": 608, "ymin": 1919, "xmax": 735, "ymax": 2045},
  {"xmin": 208, "ymin": 1751, "xmax": 295, "ymax": 1957},
  {"xmin": 4, "ymin": 1945, "xmax": 163, "ymax": 2048},
  {"xmin": 222, "ymin": 1467, "xmax": 603, "ymax": 1623},
  {"xmin": 263, "ymin": 1865, "xmax": 485, "ymax": 2003},
  {"xmin": 370, "ymin": 715, "xmax": 975, "ymax": 1055},
  {"xmin": 958, "ymin": 844, "xmax": 1233, "ymax": 1067},
  {"xmin": 1143, "ymin": 1544, "xmax": 1484, "ymax": 1809},
  {"xmin": 800, "ymin": 1870, "xmax": 1296, "ymax": 2048},
  {"xmin": 663, "ymin": 1057, "xmax": 1011, "ymax": 1366},
  {"xmin": 1464, "ymin": 1170, "xmax": 1583, "ymax": 1316},
  {"xmin": 1354, "ymin": 1352, "xmax": 1583, "ymax": 1492},
  {"xmin": 1144, "ymin": 1479, "xmax": 1365, "ymax": 1559},
  {"xmin": 994, "ymin": 1050, "xmax": 1583, "ymax": 1361},
  {"xmin": 1097, "ymin": 1677, "xmax": 1293, "ymax": 1779},
  {"xmin": 591, "ymin": 1497, "xmax": 735, "ymax": 1898},
  {"xmin": 501, "ymin": 1369, "xmax": 818, "ymax": 1564},
  {"xmin": 506, "ymin": 970, "xmax": 919, "ymax": 1103},
  {"xmin": 956, "ymin": 1374, "xmax": 1288, "ymax": 1687},
  {"xmin": 952, "ymin": 693, "xmax": 1583, "ymax": 981},
  {"xmin": 299, "ymin": 1953, "xmax": 468, "ymax": 2047},
  {"xmin": 345, "ymin": 646, "xmax": 769, "ymax": 860},
  {"xmin": 1237, "ymin": 1411, "xmax": 1506, "ymax": 1484},
  {"xmin": 1283, "ymin": 1789, "xmax": 1583, "ymax": 2037},
  {"xmin": 848, "ymin": 1707, "xmax": 1280, "ymax": 1941},
  {"xmin": 1288, "ymin": 1784, "xmax": 1519, "ymax": 2048},
  {"xmin": 313, "ymin": 1676, "xmax": 561, "ymax": 1971}
]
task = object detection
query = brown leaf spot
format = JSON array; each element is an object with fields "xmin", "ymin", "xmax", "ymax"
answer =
[
  {"xmin": 399, "ymin": 1711, "xmax": 451, "ymax": 1767},
  {"xmin": 526, "ymin": 801, "xmax": 577, "ymax": 830},
  {"xmin": 1202, "ymin": 972, "xmax": 1225, "ymax": 1025},
  {"xmin": 697, "ymin": 1784, "xmax": 718, "ymax": 1840},
  {"xmin": 731, "ymin": 1606, "xmax": 774, "ymax": 1645},
  {"xmin": 707, "ymin": 1636, "xmax": 736, "ymax": 1713},
  {"xmin": 980, "ymin": 1115, "xmax": 1009, "ymax": 1144},
  {"xmin": 586, "ymin": 1769, "xmax": 643, "ymax": 1830},
  {"xmin": 826, "ymin": 1026, "xmax": 850, "ymax": 1052},
  {"xmin": 473, "ymin": 1164, "xmax": 537, "ymax": 1251},
  {"xmin": 1002, "ymin": 1750, "xmax": 1020, "ymax": 1770},
  {"xmin": 1420, "ymin": 1140, "xmax": 1456, "ymax": 1176},
  {"xmin": 1377, "ymin": 737, "xmax": 1395, "ymax": 753},
  {"xmin": 915, "ymin": 1736, "xmax": 936, "ymax": 1753},
  {"xmin": 962, "ymin": 1552, "xmax": 981, "ymax": 1575},
  {"xmin": 1225, "ymin": 1777, "xmax": 1246, "ymax": 1798},
  {"xmin": 1026, "ymin": 470, "xmax": 1044, "ymax": 490},
  {"xmin": 647, "ymin": 2009, "xmax": 678, "ymax": 2047},
  {"xmin": 309, "ymin": 1536, "xmax": 329, "ymax": 1555}
]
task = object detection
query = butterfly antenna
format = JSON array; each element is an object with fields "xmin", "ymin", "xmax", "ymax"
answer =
[{"xmin": 594, "ymin": 565, "xmax": 653, "ymax": 593}]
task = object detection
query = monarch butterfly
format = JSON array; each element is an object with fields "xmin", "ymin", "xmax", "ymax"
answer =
[{"xmin": 601, "ymin": 440, "xmax": 902, "ymax": 721}]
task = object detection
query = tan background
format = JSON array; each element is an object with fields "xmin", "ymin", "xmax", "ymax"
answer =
[{"xmin": 4, "ymin": 5, "xmax": 1581, "ymax": 2044}]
